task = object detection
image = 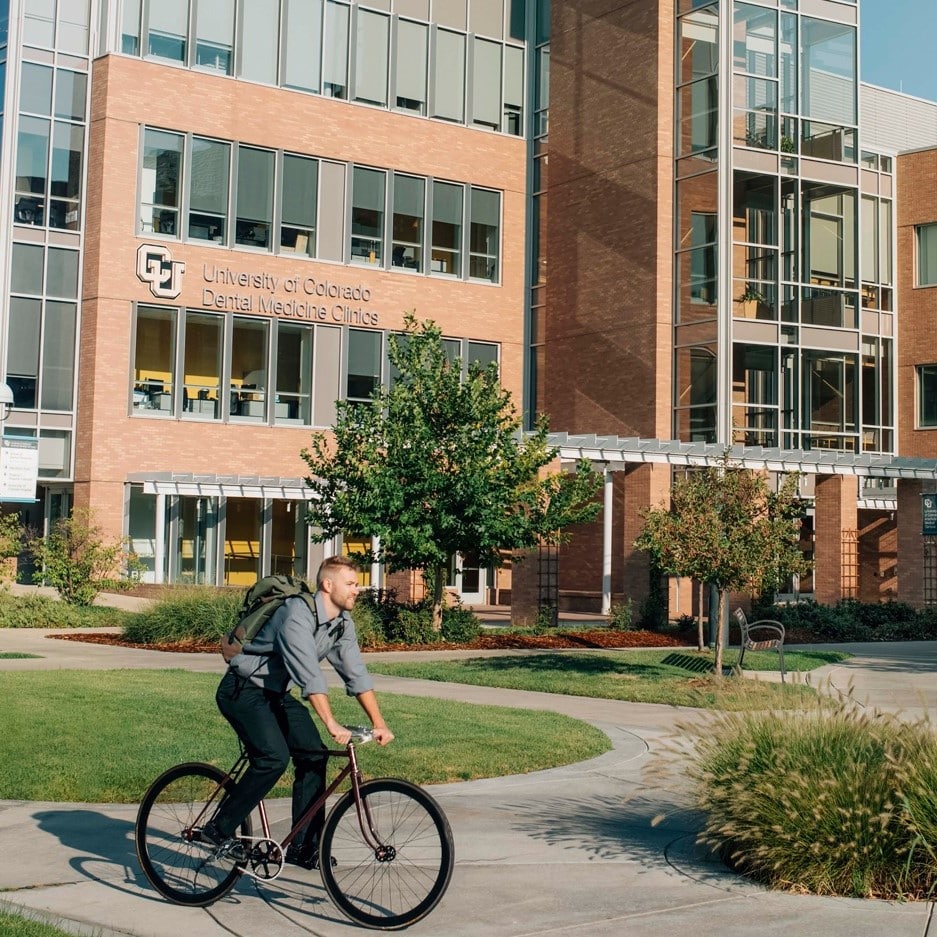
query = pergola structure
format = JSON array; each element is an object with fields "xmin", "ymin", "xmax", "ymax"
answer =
[{"xmin": 545, "ymin": 433, "xmax": 937, "ymax": 615}]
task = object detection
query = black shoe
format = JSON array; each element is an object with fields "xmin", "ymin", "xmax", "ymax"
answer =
[
  {"xmin": 201, "ymin": 820, "xmax": 249, "ymax": 863},
  {"xmin": 285, "ymin": 845, "xmax": 337, "ymax": 871}
]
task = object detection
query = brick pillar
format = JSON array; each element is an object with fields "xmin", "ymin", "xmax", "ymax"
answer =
[
  {"xmin": 622, "ymin": 463, "xmax": 671, "ymax": 605},
  {"xmin": 510, "ymin": 547, "xmax": 540, "ymax": 627},
  {"xmin": 896, "ymin": 479, "xmax": 925, "ymax": 609},
  {"xmin": 813, "ymin": 474, "xmax": 858, "ymax": 605}
]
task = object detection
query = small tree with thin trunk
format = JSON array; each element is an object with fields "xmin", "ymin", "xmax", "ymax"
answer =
[
  {"xmin": 634, "ymin": 457, "xmax": 810, "ymax": 677},
  {"xmin": 301, "ymin": 314, "xmax": 601, "ymax": 629}
]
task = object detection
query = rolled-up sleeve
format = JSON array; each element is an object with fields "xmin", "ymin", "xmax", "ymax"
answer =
[{"xmin": 327, "ymin": 619, "xmax": 374, "ymax": 696}]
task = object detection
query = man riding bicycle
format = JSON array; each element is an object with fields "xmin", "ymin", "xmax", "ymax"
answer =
[{"xmin": 203, "ymin": 555, "xmax": 394, "ymax": 869}]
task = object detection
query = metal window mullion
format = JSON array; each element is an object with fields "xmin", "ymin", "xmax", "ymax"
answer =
[
  {"xmin": 388, "ymin": 12, "xmax": 398, "ymax": 109},
  {"xmin": 716, "ymin": 0, "xmax": 733, "ymax": 447},
  {"xmin": 348, "ymin": 3, "xmax": 359, "ymax": 102},
  {"xmin": 427, "ymin": 23, "xmax": 437, "ymax": 117},
  {"xmin": 465, "ymin": 31, "xmax": 474, "ymax": 128}
]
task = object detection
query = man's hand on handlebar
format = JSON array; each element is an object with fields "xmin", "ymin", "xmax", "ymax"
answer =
[{"xmin": 372, "ymin": 726, "xmax": 394, "ymax": 746}]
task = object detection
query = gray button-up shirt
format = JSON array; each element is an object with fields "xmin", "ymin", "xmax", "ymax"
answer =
[{"xmin": 226, "ymin": 592, "xmax": 374, "ymax": 698}]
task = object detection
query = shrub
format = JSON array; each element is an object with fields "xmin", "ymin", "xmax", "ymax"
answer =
[
  {"xmin": 441, "ymin": 604, "xmax": 481, "ymax": 643},
  {"xmin": 608, "ymin": 599, "xmax": 635, "ymax": 631},
  {"xmin": 123, "ymin": 587, "xmax": 242, "ymax": 645},
  {"xmin": 0, "ymin": 592, "xmax": 85, "ymax": 628},
  {"xmin": 387, "ymin": 606, "xmax": 439, "ymax": 645},
  {"xmin": 351, "ymin": 599, "xmax": 388, "ymax": 648},
  {"xmin": 685, "ymin": 692, "xmax": 937, "ymax": 899}
]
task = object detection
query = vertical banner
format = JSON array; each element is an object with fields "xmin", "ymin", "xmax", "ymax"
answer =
[
  {"xmin": 0, "ymin": 436, "xmax": 39, "ymax": 502},
  {"xmin": 924, "ymin": 493, "xmax": 937, "ymax": 536}
]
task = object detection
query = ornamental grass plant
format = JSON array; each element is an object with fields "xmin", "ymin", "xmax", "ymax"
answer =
[
  {"xmin": 684, "ymin": 686, "xmax": 937, "ymax": 899},
  {"xmin": 121, "ymin": 586, "xmax": 242, "ymax": 645}
]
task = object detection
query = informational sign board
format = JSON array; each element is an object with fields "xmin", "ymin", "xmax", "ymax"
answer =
[
  {"xmin": 0, "ymin": 436, "xmax": 39, "ymax": 502},
  {"xmin": 924, "ymin": 493, "xmax": 937, "ymax": 536}
]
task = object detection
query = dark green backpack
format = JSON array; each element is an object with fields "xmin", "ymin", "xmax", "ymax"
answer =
[{"xmin": 221, "ymin": 574, "xmax": 318, "ymax": 662}]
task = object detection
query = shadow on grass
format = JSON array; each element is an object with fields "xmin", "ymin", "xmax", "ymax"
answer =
[{"xmin": 463, "ymin": 653, "xmax": 667, "ymax": 678}]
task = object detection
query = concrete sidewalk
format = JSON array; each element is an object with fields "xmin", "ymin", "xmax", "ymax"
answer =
[{"xmin": 1, "ymin": 631, "xmax": 936, "ymax": 936}]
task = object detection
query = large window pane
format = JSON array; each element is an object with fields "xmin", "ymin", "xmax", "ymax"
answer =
[
  {"xmin": 919, "ymin": 366, "xmax": 937, "ymax": 428},
  {"xmin": 57, "ymin": 0, "xmax": 90, "ymax": 55},
  {"xmin": 41, "ymin": 300, "xmax": 75, "ymax": 410},
  {"xmin": 11, "ymin": 243, "xmax": 43, "ymax": 294},
  {"xmin": 350, "ymin": 166, "xmax": 385, "ymax": 265},
  {"xmin": 323, "ymin": 1, "xmax": 349, "ymax": 98},
  {"xmin": 918, "ymin": 223, "xmax": 937, "ymax": 287},
  {"xmin": 188, "ymin": 136, "xmax": 230, "ymax": 242},
  {"xmin": 235, "ymin": 145, "xmax": 274, "ymax": 249},
  {"xmin": 801, "ymin": 17, "xmax": 856, "ymax": 126},
  {"xmin": 469, "ymin": 187, "xmax": 499, "ymax": 281},
  {"xmin": 284, "ymin": 0, "xmax": 322, "ymax": 92},
  {"xmin": 733, "ymin": 3, "xmax": 776, "ymax": 76},
  {"xmin": 183, "ymin": 312, "xmax": 223, "ymax": 416},
  {"xmin": 503, "ymin": 44, "xmax": 523, "ymax": 135},
  {"xmin": 281, "ymin": 154, "xmax": 317, "ymax": 256},
  {"xmin": 49, "ymin": 121, "xmax": 82, "ymax": 229},
  {"xmin": 472, "ymin": 38, "xmax": 501, "ymax": 129},
  {"xmin": 140, "ymin": 128, "xmax": 182, "ymax": 236},
  {"xmin": 20, "ymin": 61, "xmax": 52, "ymax": 114},
  {"xmin": 147, "ymin": 0, "xmax": 188, "ymax": 62},
  {"xmin": 133, "ymin": 306, "xmax": 176, "ymax": 412},
  {"xmin": 23, "ymin": 0, "xmax": 54, "ymax": 47},
  {"xmin": 8, "ymin": 298, "xmax": 41, "ymax": 408},
  {"xmin": 15, "ymin": 116, "xmax": 49, "ymax": 226},
  {"xmin": 276, "ymin": 322, "xmax": 312, "ymax": 423},
  {"xmin": 196, "ymin": 0, "xmax": 234, "ymax": 73},
  {"xmin": 54, "ymin": 69, "xmax": 86, "ymax": 120},
  {"xmin": 347, "ymin": 328, "xmax": 382, "ymax": 401},
  {"xmin": 392, "ymin": 174, "xmax": 424, "ymax": 271},
  {"xmin": 230, "ymin": 316, "xmax": 269, "ymax": 419},
  {"xmin": 395, "ymin": 19, "xmax": 426, "ymax": 114},
  {"xmin": 431, "ymin": 181, "xmax": 462, "ymax": 276},
  {"xmin": 434, "ymin": 29, "xmax": 464, "ymax": 121},
  {"xmin": 679, "ymin": 77, "xmax": 717, "ymax": 155},
  {"xmin": 238, "ymin": 0, "xmax": 278, "ymax": 83},
  {"xmin": 122, "ymin": 0, "xmax": 141, "ymax": 53},
  {"xmin": 355, "ymin": 10, "xmax": 388, "ymax": 106},
  {"xmin": 47, "ymin": 246, "xmax": 78, "ymax": 298}
]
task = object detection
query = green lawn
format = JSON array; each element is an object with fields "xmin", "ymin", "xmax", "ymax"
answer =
[
  {"xmin": 367, "ymin": 648, "xmax": 850, "ymax": 710},
  {"xmin": 0, "ymin": 910, "xmax": 75, "ymax": 937},
  {"xmin": 0, "ymin": 670, "xmax": 610, "ymax": 802}
]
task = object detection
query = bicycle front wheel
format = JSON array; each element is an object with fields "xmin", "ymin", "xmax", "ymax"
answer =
[
  {"xmin": 135, "ymin": 762, "xmax": 252, "ymax": 907},
  {"xmin": 320, "ymin": 778, "xmax": 454, "ymax": 930}
]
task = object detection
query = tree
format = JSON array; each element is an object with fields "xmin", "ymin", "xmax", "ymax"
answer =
[
  {"xmin": 26, "ymin": 507, "xmax": 142, "ymax": 606},
  {"xmin": 301, "ymin": 314, "xmax": 601, "ymax": 629},
  {"xmin": 634, "ymin": 457, "xmax": 810, "ymax": 677},
  {"xmin": 0, "ymin": 511, "xmax": 24, "ymax": 588}
]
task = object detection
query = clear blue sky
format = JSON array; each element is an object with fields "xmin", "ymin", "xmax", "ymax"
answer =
[{"xmin": 861, "ymin": 0, "xmax": 937, "ymax": 102}]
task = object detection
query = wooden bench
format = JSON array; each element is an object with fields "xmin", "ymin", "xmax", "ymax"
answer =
[{"xmin": 733, "ymin": 608, "xmax": 786, "ymax": 682}]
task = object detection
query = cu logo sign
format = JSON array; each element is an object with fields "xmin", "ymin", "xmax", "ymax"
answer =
[{"xmin": 136, "ymin": 243, "xmax": 186, "ymax": 299}]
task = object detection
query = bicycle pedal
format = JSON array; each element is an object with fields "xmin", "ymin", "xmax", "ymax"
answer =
[{"xmin": 247, "ymin": 839, "xmax": 284, "ymax": 880}]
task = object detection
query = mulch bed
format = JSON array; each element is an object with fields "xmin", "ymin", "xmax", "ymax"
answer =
[{"xmin": 51, "ymin": 628, "xmax": 695, "ymax": 654}]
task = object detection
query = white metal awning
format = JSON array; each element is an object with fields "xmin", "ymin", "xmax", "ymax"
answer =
[
  {"xmin": 127, "ymin": 472, "xmax": 315, "ymax": 500},
  {"xmin": 548, "ymin": 433, "xmax": 937, "ymax": 480}
]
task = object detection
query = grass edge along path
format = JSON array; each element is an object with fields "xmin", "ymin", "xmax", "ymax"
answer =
[
  {"xmin": 0, "ymin": 906, "xmax": 79, "ymax": 937},
  {"xmin": 366, "ymin": 648, "xmax": 851, "ymax": 710},
  {"xmin": 0, "ymin": 669, "xmax": 610, "ymax": 803}
]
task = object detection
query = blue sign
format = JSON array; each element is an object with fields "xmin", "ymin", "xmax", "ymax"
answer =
[{"xmin": 924, "ymin": 494, "xmax": 937, "ymax": 536}]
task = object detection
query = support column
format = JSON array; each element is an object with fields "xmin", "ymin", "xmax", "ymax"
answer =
[
  {"xmin": 622, "ymin": 463, "xmax": 671, "ymax": 604},
  {"xmin": 154, "ymin": 493, "xmax": 166, "ymax": 584},
  {"xmin": 601, "ymin": 466, "xmax": 613, "ymax": 614},
  {"xmin": 813, "ymin": 474, "xmax": 858, "ymax": 605},
  {"xmin": 896, "ymin": 479, "xmax": 925, "ymax": 609}
]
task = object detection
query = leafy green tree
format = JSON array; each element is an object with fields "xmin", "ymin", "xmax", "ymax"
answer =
[
  {"xmin": 0, "ymin": 511, "xmax": 24, "ymax": 587},
  {"xmin": 634, "ymin": 457, "xmax": 810, "ymax": 676},
  {"xmin": 302, "ymin": 314, "xmax": 601, "ymax": 629},
  {"xmin": 26, "ymin": 507, "xmax": 143, "ymax": 606}
]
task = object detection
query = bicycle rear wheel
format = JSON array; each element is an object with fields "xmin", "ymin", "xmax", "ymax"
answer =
[
  {"xmin": 319, "ymin": 778, "xmax": 454, "ymax": 930},
  {"xmin": 135, "ymin": 762, "xmax": 252, "ymax": 907}
]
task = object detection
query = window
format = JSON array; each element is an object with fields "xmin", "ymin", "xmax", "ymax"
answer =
[
  {"xmin": 238, "ymin": 0, "xmax": 278, "ymax": 84},
  {"xmin": 140, "ymin": 128, "xmax": 182, "ymax": 236},
  {"xmin": 323, "ymin": 1, "xmax": 349, "ymax": 98},
  {"xmin": 50, "ymin": 121, "xmax": 83, "ymax": 229},
  {"xmin": 147, "ymin": 0, "xmax": 188, "ymax": 62},
  {"xmin": 472, "ymin": 38, "xmax": 501, "ymax": 129},
  {"xmin": 41, "ymin": 300, "xmax": 75, "ymax": 410},
  {"xmin": 391, "ymin": 174, "xmax": 424, "ymax": 271},
  {"xmin": 431, "ymin": 180, "xmax": 462, "ymax": 275},
  {"xmin": 275, "ymin": 322, "xmax": 313, "ymax": 422},
  {"xmin": 919, "ymin": 365, "xmax": 937, "ymax": 428},
  {"xmin": 354, "ymin": 10, "xmax": 388, "ymax": 106},
  {"xmin": 469, "ymin": 187, "xmax": 499, "ymax": 281},
  {"xmin": 503, "ymin": 45, "xmax": 523, "ymax": 135},
  {"xmin": 57, "ymin": 0, "xmax": 90, "ymax": 55},
  {"xmin": 235, "ymin": 145, "xmax": 274, "ymax": 249},
  {"xmin": 122, "ymin": 0, "xmax": 141, "ymax": 53},
  {"xmin": 15, "ymin": 116, "xmax": 49, "ymax": 226},
  {"xmin": 188, "ymin": 136, "xmax": 230, "ymax": 242},
  {"xmin": 918, "ymin": 223, "xmax": 937, "ymax": 287},
  {"xmin": 347, "ymin": 329, "xmax": 382, "ymax": 402},
  {"xmin": 183, "ymin": 312, "xmax": 223, "ymax": 416},
  {"xmin": 283, "ymin": 0, "xmax": 322, "ymax": 92},
  {"xmin": 230, "ymin": 316, "xmax": 269, "ymax": 419},
  {"xmin": 467, "ymin": 341, "xmax": 498, "ymax": 371},
  {"xmin": 132, "ymin": 306, "xmax": 177, "ymax": 413},
  {"xmin": 280, "ymin": 154, "xmax": 317, "ymax": 256},
  {"xmin": 433, "ymin": 30, "xmax": 464, "ymax": 121},
  {"xmin": 395, "ymin": 20, "xmax": 427, "ymax": 113},
  {"xmin": 23, "ymin": 0, "xmax": 55, "ymax": 47},
  {"xmin": 350, "ymin": 166, "xmax": 385, "ymax": 265},
  {"xmin": 195, "ymin": 0, "xmax": 234, "ymax": 73}
]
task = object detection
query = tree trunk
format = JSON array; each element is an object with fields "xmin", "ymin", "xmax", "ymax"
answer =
[
  {"xmin": 431, "ymin": 565, "xmax": 445, "ymax": 632},
  {"xmin": 713, "ymin": 588, "xmax": 726, "ymax": 679},
  {"xmin": 696, "ymin": 581, "xmax": 704, "ymax": 651}
]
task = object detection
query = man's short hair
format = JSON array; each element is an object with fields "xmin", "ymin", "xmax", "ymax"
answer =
[{"xmin": 317, "ymin": 554, "xmax": 360, "ymax": 587}]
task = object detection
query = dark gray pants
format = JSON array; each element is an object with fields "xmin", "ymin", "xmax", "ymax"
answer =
[{"xmin": 214, "ymin": 669, "xmax": 327, "ymax": 855}]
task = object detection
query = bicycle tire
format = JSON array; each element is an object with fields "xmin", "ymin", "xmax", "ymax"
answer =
[
  {"xmin": 319, "ymin": 778, "xmax": 454, "ymax": 930},
  {"xmin": 135, "ymin": 761, "xmax": 252, "ymax": 907}
]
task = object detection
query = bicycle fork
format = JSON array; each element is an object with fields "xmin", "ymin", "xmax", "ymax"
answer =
[{"xmin": 347, "ymin": 747, "xmax": 396, "ymax": 863}]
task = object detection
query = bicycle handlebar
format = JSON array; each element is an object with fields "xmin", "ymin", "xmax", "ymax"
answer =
[{"xmin": 346, "ymin": 725, "xmax": 374, "ymax": 744}]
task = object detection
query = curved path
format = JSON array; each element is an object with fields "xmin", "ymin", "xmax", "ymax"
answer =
[{"xmin": 0, "ymin": 630, "xmax": 934, "ymax": 937}]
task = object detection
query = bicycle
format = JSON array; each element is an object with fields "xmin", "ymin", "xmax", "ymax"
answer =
[{"xmin": 134, "ymin": 727, "xmax": 455, "ymax": 930}]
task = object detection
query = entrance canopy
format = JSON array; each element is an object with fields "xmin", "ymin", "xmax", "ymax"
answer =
[
  {"xmin": 547, "ymin": 433, "xmax": 937, "ymax": 480},
  {"xmin": 127, "ymin": 471, "xmax": 314, "ymax": 500}
]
